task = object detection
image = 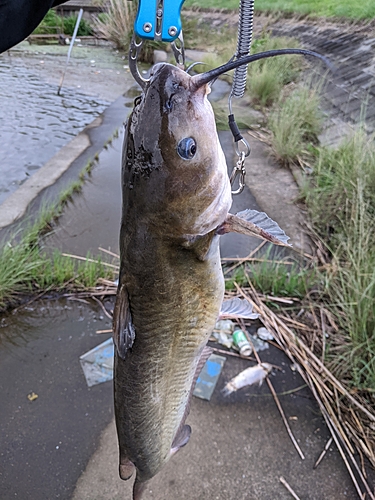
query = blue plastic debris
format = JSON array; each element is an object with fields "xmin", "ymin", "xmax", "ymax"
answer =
[
  {"xmin": 79, "ymin": 338, "xmax": 114, "ymax": 387},
  {"xmin": 80, "ymin": 341, "xmax": 226, "ymax": 397},
  {"xmin": 193, "ymin": 354, "xmax": 226, "ymax": 401}
]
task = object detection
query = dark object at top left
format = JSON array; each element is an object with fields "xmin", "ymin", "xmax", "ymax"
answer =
[{"xmin": 0, "ymin": 0, "xmax": 68, "ymax": 53}]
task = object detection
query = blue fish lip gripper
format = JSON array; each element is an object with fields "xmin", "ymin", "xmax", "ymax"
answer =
[{"xmin": 134, "ymin": 0, "xmax": 185, "ymax": 42}]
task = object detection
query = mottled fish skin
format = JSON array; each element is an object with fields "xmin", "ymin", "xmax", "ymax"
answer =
[
  {"xmin": 111, "ymin": 47, "xmax": 327, "ymax": 497},
  {"xmin": 113, "ymin": 63, "xmax": 231, "ymax": 489}
]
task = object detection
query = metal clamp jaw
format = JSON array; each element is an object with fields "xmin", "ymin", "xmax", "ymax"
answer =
[
  {"xmin": 129, "ymin": 0, "xmax": 186, "ymax": 88},
  {"xmin": 134, "ymin": 0, "xmax": 185, "ymax": 42}
]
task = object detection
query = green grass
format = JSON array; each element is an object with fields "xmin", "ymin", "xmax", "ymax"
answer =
[
  {"xmin": 304, "ymin": 130, "xmax": 375, "ymax": 390},
  {"xmin": 195, "ymin": 34, "xmax": 304, "ymax": 110},
  {"xmin": 0, "ymin": 221, "xmax": 115, "ymax": 310},
  {"xmin": 248, "ymin": 36, "xmax": 302, "ymax": 107},
  {"xmin": 0, "ymin": 237, "xmax": 115, "ymax": 309},
  {"xmin": 249, "ymin": 259, "xmax": 314, "ymax": 299},
  {"xmin": 0, "ymin": 144, "xmax": 119, "ymax": 310},
  {"xmin": 185, "ymin": 0, "xmax": 375, "ymax": 20},
  {"xmin": 269, "ymin": 85, "xmax": 322, "ymax": 164},
  {"xmin": 225, "ymin": 255, "xmax": 316, "ymax": 300},
  {"xmin": 34, "ymin": 9, "xmax": 93, "ymax": 36},
  {"xmin": 225, "ymin": 266, "xmax": 248, "ymax": 291},
  {"xmin": 209, "ymin": 24, "xmax": 375, "ymax": 392},
  {"xmin": 304, "ymin": 130, "xmax": 375, "ymax": 238},
  {"xmin": 32, "ymin": 250, "xmax": 113, "ymax": 290}
]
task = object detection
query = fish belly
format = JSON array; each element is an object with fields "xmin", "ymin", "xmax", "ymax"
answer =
[{"xmin": 114, "ymin": 242, "xmax": 223, "ymax": 482}]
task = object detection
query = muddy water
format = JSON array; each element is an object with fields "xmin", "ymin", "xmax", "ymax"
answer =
[
  {"xmin": 0, "ymin": 298, "xmax": 114, "ymax": 499},
  {"xmin": 0, "ymin": 58, "xmax": 109, "ymax": 206}
]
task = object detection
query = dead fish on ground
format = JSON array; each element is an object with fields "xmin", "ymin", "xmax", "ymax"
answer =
[
  {"xmin": 112, "ymin": 48, "xmax": 330, "ymax": 500},
  {"xmin": 222, "ymin": 363, "xmax": 273, "ymax": 396}
]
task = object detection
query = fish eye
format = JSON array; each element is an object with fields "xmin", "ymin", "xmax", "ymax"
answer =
[{"xmin": 177, "ymin": 138, "xmax": 197, "ymax": 160}]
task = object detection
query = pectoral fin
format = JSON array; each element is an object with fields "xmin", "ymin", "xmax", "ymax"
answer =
[
  {"xmin": 220, "ymin": 297, "xmax": 259, "ymax": 320},
  {"xmin": 113, "ymin": 283, "xmax": 136, "ymax": 359},
  {"xmin": 217, "ymin": 209, "xmax": 291, "ymax": 246}
]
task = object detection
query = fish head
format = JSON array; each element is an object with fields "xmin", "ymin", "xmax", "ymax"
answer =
[{"xmin": 125, "ymin": 63, "xmax": 231, "ymax": 237}]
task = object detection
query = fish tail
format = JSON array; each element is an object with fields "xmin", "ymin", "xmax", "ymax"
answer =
[{"xmin": 133, "ymin": 474, "xmax": 149, "ymax": 500}]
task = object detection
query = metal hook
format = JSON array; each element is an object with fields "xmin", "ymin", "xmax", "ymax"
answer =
[
  {"xmin": 171, "ymin": 31, "xmax": 185, "ymax": 68},
  {"xmin": 129, "ymin": 33, "xmax": 149, "ymax": 89},
  {"xmin": 230, "ymin": 151, "xmax": 247, "ymax": 195},
  {"xmin": 235, "ymin": 137, "xmax": 251, "ymax": 158}
]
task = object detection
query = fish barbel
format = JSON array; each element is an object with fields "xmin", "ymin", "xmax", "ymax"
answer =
[{"xmin": 113, "ymin": 49, "xmax": 329, "ymax": 499}]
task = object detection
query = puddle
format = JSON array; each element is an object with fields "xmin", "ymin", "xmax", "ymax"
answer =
[
  {"xmin": 44, "ymin": 135, "xmax": 123, "ymax": 256},
  {"xmin": 0, "ymin": 297, "xmax": 114, "ymax": 499},
  {"xmin": 0, "ymin": 297, "xmax": 111, "ymax": 353},
  {"xmin": 124, "ymin": 86, "xmax": 142, "ymax": 99}
]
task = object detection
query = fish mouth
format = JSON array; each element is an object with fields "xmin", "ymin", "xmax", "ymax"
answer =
[{"xmin": 191, "ymin": 48, "xmax": 332, "ymax": 88}]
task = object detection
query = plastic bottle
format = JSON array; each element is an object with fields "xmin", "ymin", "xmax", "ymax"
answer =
[{"xmin": 233, "ymin": 329, "xmax": 252, "ymax": 356}]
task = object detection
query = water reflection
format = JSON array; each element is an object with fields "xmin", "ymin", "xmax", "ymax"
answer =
[{"xmin": 0, "ymin": 297, "xmax": 111, "ymax": 356}]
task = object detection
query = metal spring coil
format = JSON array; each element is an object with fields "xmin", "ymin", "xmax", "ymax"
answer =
[{"xmin": 231, "ymin": 0, "xmax": 255, "ymax": 99}]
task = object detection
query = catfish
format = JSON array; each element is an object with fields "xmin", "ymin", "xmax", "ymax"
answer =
[{"xmin": 113, "ymin": 48, "xmax": 329, "ymax": 499}]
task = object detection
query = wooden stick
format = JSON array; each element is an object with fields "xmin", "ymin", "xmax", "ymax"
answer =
[
  {"xmin": 91, "ymin": 296, "xmax": 113, "ymax": 320},
  {"xmin": 279, "ymin": 477, "xmax": 301, "ymax": 500},
  {"xmin": 306, "ymin": 373, "xmax": 373, "ymax": 500},
  {"xmin": 277, "ymin": 315, "xmax": 314, "ymax": 330},
  {"xmin": 222, "ymin": 256, "xmax": 294, "ymax": 264},
  {"xmin": 98, "ymin": 247, "xmax": 120, "ymax": 259},
  {"xmin": 320, "ymin": 308, "xmax": 326, "ymax": 363},
  {"xmin": 248, "ymin": 285, "xmax": 375, "ymax": 422},
  {"xmin": 237, "ymin": 281, "xmax": 375, "ymax": 494},
  {"xmin": 313, "ymin": 437, "xmax": 333, "ymax": 469},
  {"xmin": 259, "ymin": 294, "xmax": 295, "ymax": 305},
  {"xmin": 210, "ymin": 346, "xmax": 256, "ymax": 363},
  {"xmin": 222, "ymin": 241, "xmax": 267, "ymax": 275},
  {"xmin": 62, "ymin": 253, "xmax": 119, "ymax": 270}
]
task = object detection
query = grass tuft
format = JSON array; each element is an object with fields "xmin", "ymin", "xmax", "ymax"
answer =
[
  {"xmin": 306, "ymin": 130, "xmax": 375, "ymax": 389},
  {"xmin": 248, "ymin": 35, "xmax": 302, "ymax": 107},
  {"xmin": 93, "ymin": 0, "xmax": 135, "ymax": 51},
  {"xmin": 269, "ymin": 85, "xmax": 322, "ymax": 165},
  {"xmin": 0, "ymin": 147, "xmax": 117, "ymax": 310},
  {"xmin": 225, "ymin": 254, "xmax": 316, "ymax": 300}
]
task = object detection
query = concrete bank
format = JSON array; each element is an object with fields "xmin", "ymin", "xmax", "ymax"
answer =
[{"xmin": 0, "ymin": 91, "xmax": 137, "ymax": 239}]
